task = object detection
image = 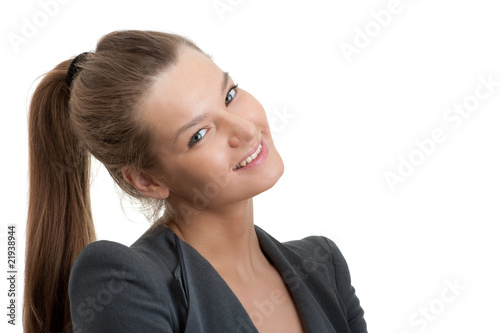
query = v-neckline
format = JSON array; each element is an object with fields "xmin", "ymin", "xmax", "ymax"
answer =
[{"xmin": 171, "ymin": 225, "xmax": 310, "ymax": 333}]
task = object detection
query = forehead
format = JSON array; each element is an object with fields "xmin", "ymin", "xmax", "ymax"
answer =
[{"xmin": 142, "ymin": 46, "xmax": 223, "ymax": 142}]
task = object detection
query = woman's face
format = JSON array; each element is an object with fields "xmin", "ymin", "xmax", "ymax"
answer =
[{"xmin": 142, "ymin": 46, "xmax": 284, "ymax": 212}]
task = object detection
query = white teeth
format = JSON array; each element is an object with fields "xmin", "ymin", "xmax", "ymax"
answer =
[{"xmin": 234, "ymin": 144, "xmax": 262, "ymax": 170}]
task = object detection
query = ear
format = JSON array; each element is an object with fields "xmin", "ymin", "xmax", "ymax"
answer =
[{"xmin": 121, "ymin": 166, "xmax": 170, "ymax": 199}]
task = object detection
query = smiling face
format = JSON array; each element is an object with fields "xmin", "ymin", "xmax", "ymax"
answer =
[{"xmin": 140, "ymin": 46, "xmax": 284, "ymax": 213}]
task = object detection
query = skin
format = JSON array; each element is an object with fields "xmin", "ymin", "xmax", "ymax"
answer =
[{"xmin": 122, "ymin": 46, "xmax": 304, "ymax": 332}]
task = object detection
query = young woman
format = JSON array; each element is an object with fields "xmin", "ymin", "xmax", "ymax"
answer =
[{"xmin": 24, "ymin": 30, "xmax": 367, "ymax": 333}]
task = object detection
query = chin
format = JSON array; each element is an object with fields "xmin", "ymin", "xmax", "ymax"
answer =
[
  {"xmin": 256, "ymin": 154, "xmax": 285, "ymax": 195},
  {"xmin": 231, "ymin": 155, "xmax": 285, "ymax": 202}
]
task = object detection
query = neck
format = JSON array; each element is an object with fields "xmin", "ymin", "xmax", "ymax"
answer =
[{"xmin": 167, "ymin": 199, "xmax": 269, "ymax": 282}]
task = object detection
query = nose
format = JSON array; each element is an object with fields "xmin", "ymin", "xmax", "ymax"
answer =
[{"xmin": 223, "ymin": 112, "xmax": 258, "ymax": 148}]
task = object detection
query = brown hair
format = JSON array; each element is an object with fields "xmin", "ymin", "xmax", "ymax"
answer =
[{"xmin": 24, "ymin": 30, "xmax": 202, "ymax": 333}]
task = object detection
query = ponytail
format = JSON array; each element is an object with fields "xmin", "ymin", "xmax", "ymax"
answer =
[
  {"xmin": 24, "ymin": 60, "xmax": 96, "ymax": 333},
  {"xmin": 24, "ymin": 30, "xmax": 205, "ymax": 332}
]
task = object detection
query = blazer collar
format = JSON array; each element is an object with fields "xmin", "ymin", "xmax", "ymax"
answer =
[
  {"xmin": 173, "ymin": 228, "xmax": 257, "ymax": 333},
  {"xmin": 170, "ymin": 225, "xmax": 342, "ymax": 333},
  {"xmin": 255, "ymin": 226, "xmax": 342, "ymax": 333}
]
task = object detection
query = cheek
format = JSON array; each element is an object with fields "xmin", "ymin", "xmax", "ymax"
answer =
[
  {"xmin": 239, "ymin": 91, "xmax": 270, "ymax": 127},
  {"xmin": 167, "ymin": 152, "xmax": 229, "ymax": 194}
]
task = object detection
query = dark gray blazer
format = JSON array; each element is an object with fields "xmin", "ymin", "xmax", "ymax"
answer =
[{"xmin": 69, "ymin": 225, "xmax": 367, "ymax": 332}]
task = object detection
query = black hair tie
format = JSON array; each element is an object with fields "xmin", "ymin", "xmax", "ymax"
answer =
[{"xmin": 66, "ymin": 52, "xmax": 90, "ymax": 88}]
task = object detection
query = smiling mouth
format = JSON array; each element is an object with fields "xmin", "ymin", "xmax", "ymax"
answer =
[{"xmin": 233, "ymin": 143, "xmax": 263, "ymax": 170}]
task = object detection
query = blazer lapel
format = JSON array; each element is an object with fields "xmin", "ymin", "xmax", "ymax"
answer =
[
  {"xmin": 169, "ymin": 226, "xmax": 350, "ymax": 333},
  {"xmin": 175, "ymin": 234, "xmax": 259, "ymax": 333},
  {"xmin": 255, "ymin": 226, "xmax": 349, "ymax": 333}
]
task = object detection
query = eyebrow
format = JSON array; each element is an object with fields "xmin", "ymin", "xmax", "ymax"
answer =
[
  {"xmin": 221, "ymin": 71, "xmax": 229, "ymax": 95},
  {"xmin": 173, "ymin": 71, "xmax": 230, "ymax": 144},
  {"xmin": 173, "ymin": 113, "xmax": 208, "ymax": 144}
]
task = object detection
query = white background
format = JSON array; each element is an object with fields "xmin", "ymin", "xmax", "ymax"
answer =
[{"xmin": 1, "ymin": 0, "xmax": 499, "ymax": 332}]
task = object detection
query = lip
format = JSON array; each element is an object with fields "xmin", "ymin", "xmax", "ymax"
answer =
[{"xmin": 233, "ymin": 139, "xmax": 268, "ymax": 171}]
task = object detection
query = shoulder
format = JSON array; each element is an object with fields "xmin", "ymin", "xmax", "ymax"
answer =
[
  {"xmin": 70, "ymin": 225, "xmax": 179, "ymax": 284},
  {"xmin": 256, "ymin": 226, "xmax": 352, "ymax": 288},
  {"xmin": 69, "ymin": 227, "xmax": 180, "ymax": 332},
  {"xmin": 70, "ymin": 239, "xmax": 161, "ymax": 288},
  {"xmin": 258, "ymin": 229, "xmax": 358, "ymax": 308},
  {"xmin": 284, "ymin": 234, "xmax": 367, "ymax": 332},
  {"xmin": 68, "ymin": 239, "xmax": 169, "ymax": 311},
  {"xmin": 284, "ymin": 235, "xmax": 340, "ymax": 259},
  {"xmin": 283, "ymin": 232, "xmax": 348, "ymax": 276},
  {"xmin": 283, "ymin": 235, "xmax": 352, "ymax": 285},
  {"xmin": 70, "ymin": 227, "xmax": 175, "ymax": 288}
]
